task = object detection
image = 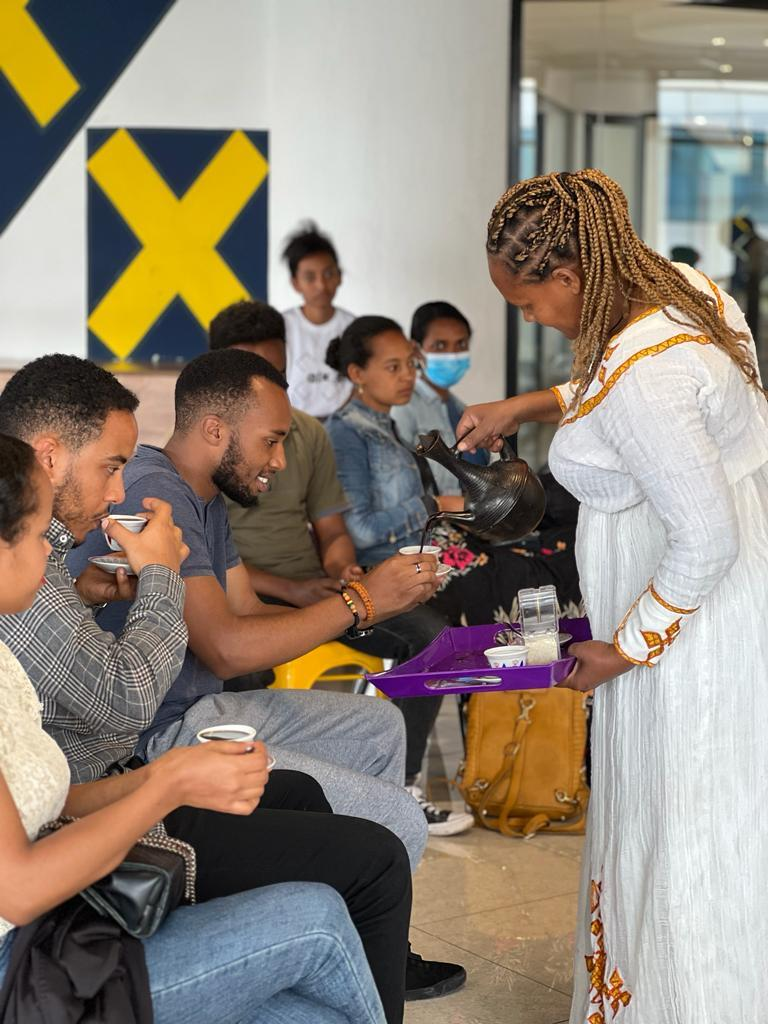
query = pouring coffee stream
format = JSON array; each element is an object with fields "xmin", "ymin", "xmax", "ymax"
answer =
[{"xmin": 415, "ymin": 430, "xmax": 546, "ymax": 549}]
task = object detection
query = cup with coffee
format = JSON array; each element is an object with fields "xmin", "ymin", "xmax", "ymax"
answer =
[
  {"xmin": 103, "ymin": 514, "xmax": 148, "ymax": 552},
  {"xmin": 196, "ymin": 724, "xmax": 274, "ymax": 770}
]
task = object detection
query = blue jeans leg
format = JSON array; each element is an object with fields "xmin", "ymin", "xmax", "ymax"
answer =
[{"xmin": 145, "ymin": 883, "xmax": 386, "ymax": 1024}]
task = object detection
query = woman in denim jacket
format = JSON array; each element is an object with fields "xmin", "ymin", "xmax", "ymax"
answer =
[
  {"xmin": 324, "ymin": 317, "xmax": 463, "ymax": 566},
  {"xmin": 324, "ymin": 317, "xmax": 582, "ymax": 629}
]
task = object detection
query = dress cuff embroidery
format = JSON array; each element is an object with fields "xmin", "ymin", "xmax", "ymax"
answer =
[
  {"xmin": 551, "ymin": 385, "xmax": 567, "ymax": 414},
  {"xmin": 613, "ymin": 580, "xmax": 697, "ymax": 667}
]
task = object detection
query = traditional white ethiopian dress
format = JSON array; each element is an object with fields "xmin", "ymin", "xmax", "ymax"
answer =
[{"xmin": 548, "ymin": 264, "xmax": 768, "ymax": 1024}]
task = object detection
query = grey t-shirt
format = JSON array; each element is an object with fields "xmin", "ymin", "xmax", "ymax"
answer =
[{"xmin": 71, "ymin": 445, "xmax": 241, "ymax": 748}]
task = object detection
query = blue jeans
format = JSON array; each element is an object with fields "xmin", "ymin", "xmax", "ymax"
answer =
[{"xmin": 0, "ymin": 883, "xmax": 385, "ymax": 1024}]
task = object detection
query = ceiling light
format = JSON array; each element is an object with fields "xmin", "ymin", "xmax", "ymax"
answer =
[
  {"xmin": 711, "ymin": 36, "xmax": 726, "ymax": 46},
  {"xmin": 693, "ymin": 115, "xmax": 707, "ymax": 126},
  {"xmin": 743, "ymin": 134, "xmax": 754, "ymax": 147},
  {"xmin": 719, "ymin": 64, "xmax": 733, "ymax": 74}
]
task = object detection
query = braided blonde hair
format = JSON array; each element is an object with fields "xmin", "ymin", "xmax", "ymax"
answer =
[{"xmin": 487, "ymin": 169, "xmax": 763, "ymax": 404}]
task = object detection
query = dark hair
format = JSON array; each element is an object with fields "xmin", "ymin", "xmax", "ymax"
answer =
[
  {"xmin": 175, "ymin": 348, "xmax": 288, "ymax": 433},
  {"xmin": 282, "ymin": 221, "xmax": 339, "ymax": 276},
  {"xmin": 209, "ymin": 300, "xmax": 286, "ymax": 350},
  {"xmin": 325, "ymin": 316, "xmax": 402, "ymax": 376},
  {"xmin": 0, "ymin": 434, "xmax": 40, "ymax": 543},
  {"xmin": 0, "ymin": 355, "xmax": 138, "ymax": 451},
  {"xmin": 410, "ymin": 301, "xmax": 472, "ymax": 345}
]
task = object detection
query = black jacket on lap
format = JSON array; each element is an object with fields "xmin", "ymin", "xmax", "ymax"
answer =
[{"xmin": 0, "ymin": 897, "xmax": 151, "ymax": 1024}]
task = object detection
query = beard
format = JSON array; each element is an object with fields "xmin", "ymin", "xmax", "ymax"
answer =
[
  {"xmin": 212, "ymin": 432, "xmax": 261, "ymax": 507},
  {"xmin": 52, "ymin": 464, "xmax": 88, "ymax": 538}
]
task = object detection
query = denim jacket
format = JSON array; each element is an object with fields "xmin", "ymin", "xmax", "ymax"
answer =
[{"xmin": 325, "ymin": 399, "xmax": 428, "ymax": 564}]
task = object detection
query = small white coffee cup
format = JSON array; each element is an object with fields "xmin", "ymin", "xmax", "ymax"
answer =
[
  {"xmin": 399, "ymin": 545, "xmax": 440, "ymax": 557},
  {"xmin": 485, "ymin": 645, "xmax": 528, "ymax": 668},
  {"xmin": 435, "ymin": 563, "xmax": 452, "ymax": 578},
  {"xmin": 103, "ymin": 514, "xmax": 148, "ymax": 552},
  {"xmin": 196, "ymin": 725, "xmax": 275, "ymax": 770},
  {"xmin": 196, "ymin": 724, "xmax": 257, "ymax": 744}
]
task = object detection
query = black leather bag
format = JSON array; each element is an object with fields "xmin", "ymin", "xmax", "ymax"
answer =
[{"xmin": 44, "ymin": 819, "xmax": 197, "ymax": 939}]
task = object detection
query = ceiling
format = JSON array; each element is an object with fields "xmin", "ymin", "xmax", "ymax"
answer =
[{"xmin": 523, "ymin": 0, "xmax": 768, "ymax": 81}]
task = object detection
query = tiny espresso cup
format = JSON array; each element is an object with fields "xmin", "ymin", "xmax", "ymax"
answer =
[
  {"xmin": 103, "ymin": 514, "xmax": 148, "ymax": 552},
  {"xmin": 196, "ymin": 724, "xmax": 274, "ymax": 770},
  {"xmin": 399, "ymin": 544, "xmax": 444, "ymax": 579},
  {"xmin": 485, "ymin": 645, "xmax": 528, "ymax": 668}
]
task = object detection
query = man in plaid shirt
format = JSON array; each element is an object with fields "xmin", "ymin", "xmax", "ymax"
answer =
[{"xmin": 0, "ymin": 362, "xmax": 189, "ymax": 782}]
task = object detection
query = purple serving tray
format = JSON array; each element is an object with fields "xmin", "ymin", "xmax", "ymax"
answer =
[{"xmin": 367, "ymin": 617, "xmax": 591, "ymax": 698}]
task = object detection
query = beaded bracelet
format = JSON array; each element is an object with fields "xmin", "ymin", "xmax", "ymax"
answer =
[
  {"xmin": 346, "ymin": 580, "xmax": 375, "ymax": 622},
  {"xmin": 338, "ymin": 588, "xmax": 360, "ymax": 629},
  {"xmin": 338, "ymin": 587, "xmax": 374, "ymax": 639}
]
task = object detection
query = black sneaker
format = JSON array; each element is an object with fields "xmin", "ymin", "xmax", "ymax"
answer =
[
  {"xmin": 405, "ymin": 783, "xmax": 474, "ymax": 836},
  {"xmin": 405, "ymin": 945, "xmax": 467, "ymax": 1001}
]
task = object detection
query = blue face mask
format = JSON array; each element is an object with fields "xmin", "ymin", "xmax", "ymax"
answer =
[{"xmin": 423, "ymin": 352, "xmax": 471, "ymax": 389}]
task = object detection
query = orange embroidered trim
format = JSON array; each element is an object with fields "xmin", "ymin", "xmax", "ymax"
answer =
[
  {"xmin": 561, "ymin": 333, "xmax": 711, "ymax": 424},
  {"xmin": 701, "ymin": 273, "xmax": 724, "ymax": 317},
  {"xmin": 598, "ymin": 365, "xmax": 607, "ymax": 384},
  {"xmin": 641, "ymin": 619, "xmax": 681, "ymax": 660},
  {"xmin": 612, "ymin": 635, "xmax": 646, "ymax": 667},
  {"xmin": 608, "ymin": 305, "xmax": 662, "ymax": 344},
  {"xmin": 551, "ymin": 385, "xmax": 567, "ymax": 414},
  {"xmin": 612, "ymin": 593, "xmax": 652, "ymax": 667},
  {"xmin": 585, "ymin": 881, "xmax": 632, "ymax": 1022},
  {"xmin": 648, "ymin": 582, "xmax": 698, "ymax": 616}
]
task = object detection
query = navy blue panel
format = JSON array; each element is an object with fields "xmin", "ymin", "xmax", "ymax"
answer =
[
  {"xmin": 129, "ymin": 297, "xmax": 208, "ymax": 364},
  {"xmin": 129, "ymin": 128, "xmax": 234, "ymax": 199},
  {"xmin": 1, "ymin": 0, "xmax": 175, "ymax": 232}
]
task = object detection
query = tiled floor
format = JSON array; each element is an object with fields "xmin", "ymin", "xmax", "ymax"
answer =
[{"xmin": 406, "ymin": 699, "xmax": 582, "ymax": 1024}]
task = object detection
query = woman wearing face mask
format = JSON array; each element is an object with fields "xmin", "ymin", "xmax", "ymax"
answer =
[
  {"xmin": 391, "ymin": 302, "xmax": 489, "ymax": 497},
  {"xmin": 0, "ymin": 434, "xmax": 388, "ymax": 1024}
]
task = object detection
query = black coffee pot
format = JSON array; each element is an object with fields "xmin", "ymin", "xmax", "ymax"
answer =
[{"xmin": 415, "ymin": 431, "xmax": 546, "ymax": 543}]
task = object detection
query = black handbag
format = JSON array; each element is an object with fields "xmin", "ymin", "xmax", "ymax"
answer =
[{"xmin": 43, "ymin": 819, "xmax": 197, "ymax": 939}]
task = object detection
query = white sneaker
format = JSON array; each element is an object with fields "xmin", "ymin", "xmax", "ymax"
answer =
[{"xmin": 405, "ymin": 784, "xmax": 475, "ymax": 836}]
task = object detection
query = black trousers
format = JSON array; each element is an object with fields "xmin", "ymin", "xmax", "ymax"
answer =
[{"xmin": 164, "ymin": 769, "xmax": 410, "ymax": 1024}]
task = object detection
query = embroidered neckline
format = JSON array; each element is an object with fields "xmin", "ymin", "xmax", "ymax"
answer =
[
  {"xmin": 561, "ymin": 333, "xmax": 710, "ymax": 425},
  {"xmin": 605, "ymin": 304, "xmax": 662, "ymax": 354}
]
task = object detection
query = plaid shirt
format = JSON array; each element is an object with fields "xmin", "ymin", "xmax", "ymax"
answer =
[{"xmin": 0, "ymin": 519, "xmax": 187, "ymax": 783}]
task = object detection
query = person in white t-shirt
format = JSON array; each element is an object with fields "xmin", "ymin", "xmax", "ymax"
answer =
[{"xmin": 281, "ymin": 222, "xmax": 355, "ymax": 418}]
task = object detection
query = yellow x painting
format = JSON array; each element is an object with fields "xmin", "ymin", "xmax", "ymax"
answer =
[{"xmin": 87, "ymin": 128, "xmax": 269, "ymax": 367}]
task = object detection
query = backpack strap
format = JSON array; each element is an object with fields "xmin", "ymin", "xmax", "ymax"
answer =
[{"xmin": 476, "ymin": 694, "xmax": 536, "ymax": 835}]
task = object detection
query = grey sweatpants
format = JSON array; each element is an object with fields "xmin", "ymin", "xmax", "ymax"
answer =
[{"xmin": 143, "ymin": 688, "xmax": 427, "ymax": 870}]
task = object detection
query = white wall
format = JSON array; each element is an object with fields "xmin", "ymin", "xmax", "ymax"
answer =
[{"xmin": 0, "ymin": 0, "xmax": 511, "ymax": 404}]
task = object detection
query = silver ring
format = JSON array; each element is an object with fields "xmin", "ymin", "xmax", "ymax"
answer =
[{"xmin": 415, "ymin": 562, "xmax": 422, "ymax": 574}]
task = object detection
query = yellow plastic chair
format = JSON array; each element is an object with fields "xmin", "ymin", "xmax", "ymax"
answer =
[{"xmin": 271, "ymin": 641, "xmax": 386, "ymax": 695}]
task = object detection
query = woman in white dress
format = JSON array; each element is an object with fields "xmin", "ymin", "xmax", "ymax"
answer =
[{"xmin": 456, "ymin": 169, "xmax": 768, "ymax": 1024}]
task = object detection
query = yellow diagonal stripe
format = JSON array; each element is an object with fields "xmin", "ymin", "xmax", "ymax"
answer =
[
  {"xmin": 87, "ymin": 130, "xmax": 269, "ymax": 361},
  {"xmin": 0, "ymin": 0, "xmax": 79, "ymax": 127}
]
